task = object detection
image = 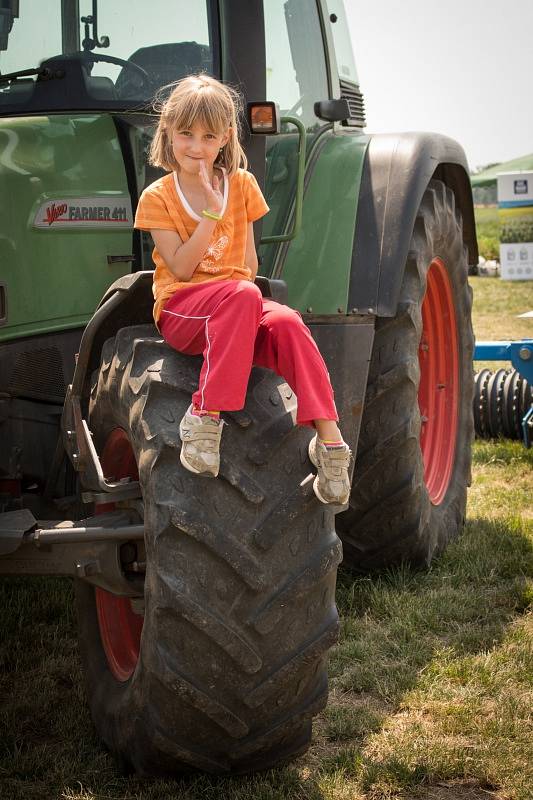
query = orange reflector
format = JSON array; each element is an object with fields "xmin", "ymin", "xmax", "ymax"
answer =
[{"xmin": 247, "ymin": 102, "xmax": 280, "ymax": 135}]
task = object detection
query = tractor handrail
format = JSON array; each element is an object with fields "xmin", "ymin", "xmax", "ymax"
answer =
[{"xmin": 260, "ymin": 115, "xmax": 306, "ymax": 245}]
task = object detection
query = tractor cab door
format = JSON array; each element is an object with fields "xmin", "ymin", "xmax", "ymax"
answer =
[{"xmin": 259, "ymin": 0, "xmax": 332, "ymax": 279}]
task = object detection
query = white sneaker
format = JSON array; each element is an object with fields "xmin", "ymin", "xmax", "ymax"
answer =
[
  {"xmin": 308, "ymin": 435, "xmax": 351, "ymax": 505},
  {"xmin": 179, "ymin": 405, "xmax": 224, "ymax": 477}
]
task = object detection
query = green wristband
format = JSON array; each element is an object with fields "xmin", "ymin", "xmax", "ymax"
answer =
[{"xmin": 202, "ymin": 209, "xmax": 222, "ymax": 221}]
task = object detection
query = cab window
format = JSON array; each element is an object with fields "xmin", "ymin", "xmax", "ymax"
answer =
[
  {"xmin": 264, "ymin": 0, "xmax": 330, "ymax": 133},
  {"xmin": 261, "ymin": 1, "xmax": 331, "ymax": 272},
  {"xmin": 0, "ymin": 0, "xmax": 214, "ymax": 109}
]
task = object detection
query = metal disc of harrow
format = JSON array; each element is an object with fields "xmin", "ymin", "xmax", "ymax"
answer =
[
  {"xmin": 473, "ymin": 368, "xmax": 491, "ymax": 437},
  {"xmin": 501, "ymin": 369, "xmax": 519, "ymax": 438},
  {"xmin": 473, "ymin": 368, "xmax": 532, "ymax": 440},
  {"xmin": 487, "ymin": 368, "xmax": 507, "ymax": 437}
]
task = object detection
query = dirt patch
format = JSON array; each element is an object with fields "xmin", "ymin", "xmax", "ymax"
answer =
[
  {"xmin": 407, "ymin": 778, "xmax": 508, "ymax": 800},
  {"xmin": 302, "ymin": 690, "xmax": 392, "ymax": 766}
]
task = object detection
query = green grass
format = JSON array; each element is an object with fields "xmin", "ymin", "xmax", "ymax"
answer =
[
  {"xmin": 1, "ymin": 278, "xmax": 532, "ymax": 800},
  {"xmin": 474, "ymin": 206, "xmax": 499, "ymax": 233},
  {"xmin": 471, "ymin": 275, "xmax": 533, "ymax": 372},
  {"xmin": 475, "ymin": 206, "xmax": 500, "ymax": 260}
]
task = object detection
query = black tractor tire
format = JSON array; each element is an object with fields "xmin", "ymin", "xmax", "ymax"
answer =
[
  {"xmin": 75, "ymin": 325, "xmax": 341, "ymax": 776},
  {"xmin": 337, "ymin": 179, "xmax": 474, "ymax": 571}
]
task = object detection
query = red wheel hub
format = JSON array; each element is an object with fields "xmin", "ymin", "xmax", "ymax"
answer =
[
  {"xmin": 95, "ymin": 429, "xmax": 143, "ymax": 682},
  {"xmin": 418, "ymin": 258, "xmax": 459, "ymax": 505}
]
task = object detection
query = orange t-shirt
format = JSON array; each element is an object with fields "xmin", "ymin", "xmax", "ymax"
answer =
[{"xmin": 134, "ymin": 168, "xmax": 269, "ymax": 323}]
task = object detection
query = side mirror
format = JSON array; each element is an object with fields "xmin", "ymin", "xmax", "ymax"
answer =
[
  {"xmin": 247, "ymin": 102, "xmax": 281, "ymax": 135},
  {"xmin": 314, "ymin": 98, "xmax": 350, "ymax": 122}
]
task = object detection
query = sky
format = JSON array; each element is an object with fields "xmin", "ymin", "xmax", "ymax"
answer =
[{"xmin": 343, "ymin": 0, "xmax": 533, "ymax": 172}]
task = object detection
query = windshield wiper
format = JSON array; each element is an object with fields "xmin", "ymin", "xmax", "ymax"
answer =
[{"xmin": 0, "ymin": 66, "xmax": 63, "ymax": 86}]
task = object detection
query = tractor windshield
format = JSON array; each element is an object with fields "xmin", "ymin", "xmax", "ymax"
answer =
[{"xmin": 0, "ymin": 0, "xmax": 216, "ymax": 112}]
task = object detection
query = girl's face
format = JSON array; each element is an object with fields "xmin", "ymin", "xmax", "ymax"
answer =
[{"xmin": 171, "ymin": 120, "xmax": 230, "ymax": 176}]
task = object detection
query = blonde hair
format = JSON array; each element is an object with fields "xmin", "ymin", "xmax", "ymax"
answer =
[{"xmin": 149, "ymin": 74, "xmax": 247, "ymax": 176}]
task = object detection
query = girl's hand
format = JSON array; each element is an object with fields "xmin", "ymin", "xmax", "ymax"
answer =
[{"xmin": 199, "ymin": 160, "xmax": 224, "ymax": 215}]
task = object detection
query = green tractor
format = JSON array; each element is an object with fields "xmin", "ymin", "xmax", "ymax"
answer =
[{"xmin": 0, "ymin": 0, "xmax": 476, "ymax": 776}]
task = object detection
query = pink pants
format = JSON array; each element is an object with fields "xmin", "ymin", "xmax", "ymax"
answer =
[{"xmin": 159, "ymin": 280, "xmax": 338, "ymax": 427}]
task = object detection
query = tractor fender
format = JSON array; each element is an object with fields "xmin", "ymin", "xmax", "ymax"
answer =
[
  {"xmin": 56, "ymin": 271, "xmax": 154, "ymax": 480},
  {"xmin": 74, "ymin": 271, "xmax": 155, "ymax": 402},
  {"xmin": 348, "ymin": 132, "xmax": 478, "ymax": 317}
]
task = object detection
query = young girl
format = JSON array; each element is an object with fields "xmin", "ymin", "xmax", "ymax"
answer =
[{"xmin": 134, "ymin": 74, "xmax": 351, "ymax": 505}]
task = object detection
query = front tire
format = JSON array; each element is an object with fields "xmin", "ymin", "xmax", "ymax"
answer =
[
  {"xmin": 76, "ymin": 325, "xmax": 341, "ymax": 775},
  {"xmin": 338, "ymin": 179, "xmax": 474, "ymax": 571}
]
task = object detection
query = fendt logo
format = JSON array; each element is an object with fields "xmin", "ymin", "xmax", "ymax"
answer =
[{"xmin": 45, "ymin": 203, "xmax": 68, "ymax": 226}]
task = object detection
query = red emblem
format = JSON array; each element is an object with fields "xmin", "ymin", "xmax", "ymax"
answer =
[{"xmin": 45, "ymin": 203, "xmax": 68, "ymax": 226}]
